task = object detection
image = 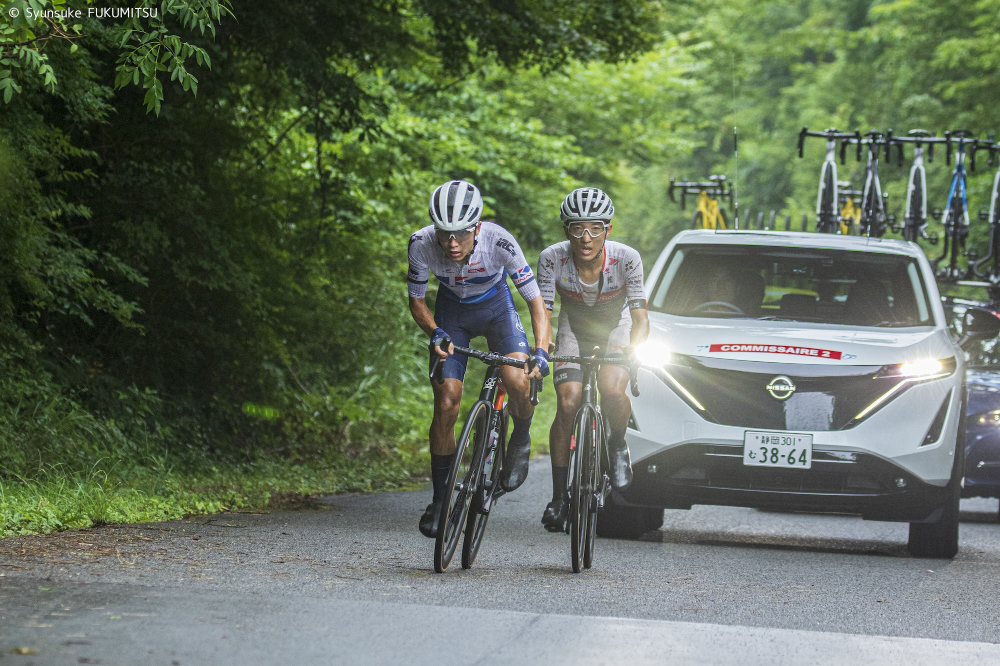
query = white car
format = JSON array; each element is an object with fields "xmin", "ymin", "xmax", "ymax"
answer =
[{"xmin": 600, "ymin": 230, "xmax": 1000, "ymax": 558}]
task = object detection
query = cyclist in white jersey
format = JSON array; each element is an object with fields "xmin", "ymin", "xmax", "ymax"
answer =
[
  {"xmin": 408, "ymin": 180, "xmax": 550, "ymax": 538},
  {"xmin": 536, "ymin": 187, "xmax": 649, "ymax": 532}
]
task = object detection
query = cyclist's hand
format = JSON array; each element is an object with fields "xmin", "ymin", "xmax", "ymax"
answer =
[
  {"xmin": 430, "ymin": 328, "xmax": 452, "ymax": 359},
  {"xmin": 529, "ymin": 348, "xmax": 550, "ymax": 380}
]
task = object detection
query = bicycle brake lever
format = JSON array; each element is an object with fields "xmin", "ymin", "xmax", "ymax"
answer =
[{"xmin": 428, "ymin": 335, "xmax": 451, "ymax": 384}]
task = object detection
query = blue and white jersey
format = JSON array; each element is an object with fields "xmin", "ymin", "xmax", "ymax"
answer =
[{"xmin": 407, "ymin": 222, "xmax": 540, "ymax": 304}]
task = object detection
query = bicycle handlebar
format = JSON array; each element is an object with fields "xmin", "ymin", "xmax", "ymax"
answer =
[
  {"xmin": 549, "ymin": 352, "xmax": 640, "ymax": 397},
  {"xmin": 797, "ymin": 126, "xmax": 859, "ymax": 159},
  {"xmin": 669, "ymin": 176, "xmax": 733, "ymax": 211},
  {"xmin": 428, "ymin": 337, "xmax": 542, "ymax": 405}
]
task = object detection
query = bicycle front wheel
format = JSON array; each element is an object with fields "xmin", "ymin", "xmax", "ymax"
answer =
[
  {"xmin": 569, "ymin": 405, "xmax": 599, "ymax": 573},
  {"xmin": 582, "ymin": 420, "xmax": 603, "ymax": 570},
  {"xmin": 907, "ymin": 177, "xmax": 925, "ymax": 242},
  {"xmin": 434, "ymin": 400, "xmax": 489, "ymax": 573},
  {"xmin": 462, "ymin": 405, "xmax": 508, "ymax": 569},
  {"xmin": 690, "ymin": 211, "xmax": 704, "ymax": 229}
]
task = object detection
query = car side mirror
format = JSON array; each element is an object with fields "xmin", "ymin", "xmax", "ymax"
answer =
[{"xmin": 959, "ymin": 306, "xmax": 1000, "ymax": 349}]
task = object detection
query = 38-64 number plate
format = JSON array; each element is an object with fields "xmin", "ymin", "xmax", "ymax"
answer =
[{"xmin": 743, "ymin": 431, "xmax": 812, "ymax": 469}]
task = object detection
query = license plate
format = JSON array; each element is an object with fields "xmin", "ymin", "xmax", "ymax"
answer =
[{"xmin": 743, "ymin": 431, "xmax": 813, "ymax": 469}]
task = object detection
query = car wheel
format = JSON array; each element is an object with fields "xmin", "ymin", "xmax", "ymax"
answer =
[
  {"xmin": 596, "ymin": 493, "xmax": 663, "ymax": 540},
  {"xmin": 907, "ymin": 400, "xmax": 964, "ymax": 559}
]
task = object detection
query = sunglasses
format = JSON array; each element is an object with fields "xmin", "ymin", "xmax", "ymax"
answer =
[
  {"xmin": 565, "ymin": 221, "xmax": 609, "ymax": 239},
  {"xmin": 436, "ymin": 226, "xmax": 477, "ymax": 242}
]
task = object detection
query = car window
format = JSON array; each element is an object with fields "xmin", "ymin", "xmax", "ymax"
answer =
[{"xmin": 649, "ymin": 244, "xmax": 934, "ymax": 327}]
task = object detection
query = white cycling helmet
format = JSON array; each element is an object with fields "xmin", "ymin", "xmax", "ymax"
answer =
[
  {"xmin": 428, "ymin": 180, "xmax": 484, "ymax": 231},
  {"xmin": 560, "ymin": 187, "xmax": 615, "ymax": 223}
]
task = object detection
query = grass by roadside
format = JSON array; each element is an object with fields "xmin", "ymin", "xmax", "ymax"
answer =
[{"xmin": 0, "ymin": 454, "xmax": 423, "ymax": 539}]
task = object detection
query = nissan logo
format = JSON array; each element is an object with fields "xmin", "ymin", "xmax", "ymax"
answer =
[{"xmin": 766, "ymin": 376, "xmax": 796, "ymax": 400}]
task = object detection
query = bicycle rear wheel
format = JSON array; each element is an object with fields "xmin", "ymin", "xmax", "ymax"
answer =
[
  {"xmin": 434, "ymin": 401, "xmax": 489, "ymax": 573},
  {"xmin": 462, "ymin": 406, "xmax": 508, "ymax": 569},
  {"xmin": 569, "ymin": 406, "xmax": 598, "ymax": 573}
]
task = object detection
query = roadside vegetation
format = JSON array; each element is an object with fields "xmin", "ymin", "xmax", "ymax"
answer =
[{"xmin": 2, "ymin": 0, "xmax": 998, "ymax": 536}]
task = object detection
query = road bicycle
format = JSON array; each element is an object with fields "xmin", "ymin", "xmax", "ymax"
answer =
[
  {"xmin": 838, "ymin": 180, "xmax": 860, "ymax": 235},
  {"xmin": 797, "ymin": 127, "xmax": 858, "ymax": 233},
  {"xmin": 669, "ymin": 175, "xmax": 734, "ymax": 229},
  {"xmin": 930, "ymin": 130, "xmax": 982, "ymax": 281},
  {"xmin": 548, "ymin": 349, "xmax": 639, "ymax": 573},
  {"xmin": 429, "ymin": 341, "xmax": 540, "ymax": 573},
  {"xmin": 893, "ymin": 130, "xmax": 940, "ymax": 245},
  {"xmin": 846, "ymin": 129, "xmax": 896, "ymax": 238},
  {"xmin": 973, "ymin": 135, "xmax": 1000, "ymax": 289}
]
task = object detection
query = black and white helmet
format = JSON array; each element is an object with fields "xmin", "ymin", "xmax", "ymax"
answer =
[
  {"xmin": 428, "ymin": 180, "xmax": 484, "ymax": 232},
  {"xmin": 560, "ymin": 187, "xmax": 615, "ymax": 223}
]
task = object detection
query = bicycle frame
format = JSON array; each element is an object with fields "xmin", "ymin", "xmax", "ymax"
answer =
[
  {"xmin": 839, "ymin": 129, "xmax": 893, "ymax": 238},
  {"xmin": 933, "ymin": 131, "xmax": 978, "ymax": 281},
  {"xmin": 973, "ymin": 137, "xmax": 1000, "ymax": 291},
  {"xmin": 816, "ymin": 138, "xmax": 840, "ymax": 233},
  {"xmin": 798, "ymin": 127, "xmax": 860, "ymax": 234}
]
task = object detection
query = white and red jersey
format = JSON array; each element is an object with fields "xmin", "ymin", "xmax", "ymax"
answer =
[
  {"xmin": 537, "ymin": 240, "xmax": 646, "ymax": 321},
  {"xmin": 407, "ymin": 222, "xmax": 540, "ymax": 304}
]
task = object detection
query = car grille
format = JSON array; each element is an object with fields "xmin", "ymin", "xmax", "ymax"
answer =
[{"xmin": 660, "ymin": 354, "xmax": 899, "ymax": 431}]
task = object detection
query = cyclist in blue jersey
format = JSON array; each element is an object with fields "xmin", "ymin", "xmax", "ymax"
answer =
[
  {"xmin": 408, "ymin": 180, "xmax": 550, "ymax": 538},
  {"xmin": 536, "ymin": 187, "xmax": 649, "ymax": 532}
]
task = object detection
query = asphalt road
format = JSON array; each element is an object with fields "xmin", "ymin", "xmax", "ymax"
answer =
[{"xmin": 3, "ymin": 457, "xmax": 1000, "ymax": 665}]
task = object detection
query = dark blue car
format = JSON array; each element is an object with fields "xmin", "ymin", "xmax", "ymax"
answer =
[{"xmin": 964, "ymin": 369, "xmax": 1000, "ymax": 504}]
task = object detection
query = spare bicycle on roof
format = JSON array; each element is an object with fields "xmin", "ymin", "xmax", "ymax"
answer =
[{"xmin": 669, "ymin": 175, "xmax": 735, "ymax": 230}]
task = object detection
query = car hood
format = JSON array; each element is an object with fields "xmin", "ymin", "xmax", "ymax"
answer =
[{"xmin": 648, "ymin": 314, "xmax": 957, "ymax": 366}]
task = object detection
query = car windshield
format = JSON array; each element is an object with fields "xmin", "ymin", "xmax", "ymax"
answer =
[{"xmin": 649, "ymin": 244, "xmax": 934, "ymax": 327}]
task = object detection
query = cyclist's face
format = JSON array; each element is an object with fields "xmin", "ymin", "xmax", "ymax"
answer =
[
  {"xmin": 436, "ymin": 223, "xmax": 479, "ymax": 261},
  {"xmin": 565, "ymin": 221, "xmax": 609, "ymax": 261}
]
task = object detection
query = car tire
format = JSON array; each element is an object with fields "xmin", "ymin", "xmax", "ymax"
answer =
[
  {"xmin": 596, "ymin": 493, "xmax": 663, "ymax": 540},
  {"xmin": 907, "ymin": 398, "xmax": 965, "ymax": 559}
]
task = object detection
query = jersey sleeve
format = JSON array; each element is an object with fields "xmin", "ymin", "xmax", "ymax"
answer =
[
  {"xmin": 536, "ymin": 247, "xmax": 557, "ymax": 311},
  {"xmin": 623, "ymin": 247, "xmax": 646, "ymax": 310},
  {"xmin": 407, "ymin": 232, "xmax": 430, "ymax": 299},
  {"xmin": 495, "ymin": 227, "xmax": 541, "ymax": 302}
]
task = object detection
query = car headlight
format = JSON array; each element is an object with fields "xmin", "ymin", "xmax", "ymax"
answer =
[
  {"xmin": 877, "ymin": 357, "xmax": 956, "ymax": 380},
  {"xmin": 854, "ymin": 357, "xmax": 958, "ymax": 421},
  {"xmin": 973, "ymin": 409, "xmax": 1000, "ymax": 426},
  {"xmin": 633, "ymin": 340, "xmax": 672, "ymax": 368}
]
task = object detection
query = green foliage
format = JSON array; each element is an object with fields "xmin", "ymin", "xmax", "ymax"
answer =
[{"xmin": 0, "ymin": 0, "xmax": 667, "ymax": 535}]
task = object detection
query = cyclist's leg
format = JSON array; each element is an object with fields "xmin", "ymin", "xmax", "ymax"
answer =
[
  {"xmin": 421, "ymin": 296, "xmax": 473, "ymax": 537},
  {"xmin": 544, "ymin": 311, "xmax": 583, "ymax": 531},
  {"xmin": 478, "ymin": 284, "xmax": 534, "ymax": 491},
  {"xmin": 596, "ymin": 322, "xmax": 634, "ymax": 489}
]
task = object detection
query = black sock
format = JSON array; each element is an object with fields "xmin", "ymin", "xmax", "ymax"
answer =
[
  {"xmin": 510, "ymin": 414, "xmax": 532, "ymax": 445},
  {"xmin": 551, "ymin": 465, "xmax": 568, "ymax": 501},
  {"xmin": 431, "ymin": 453, "xmax": 453, "ymax": 503},
  {"xmin": 610, "ymin": 427, "xmax": 627, "ymax": 448}
]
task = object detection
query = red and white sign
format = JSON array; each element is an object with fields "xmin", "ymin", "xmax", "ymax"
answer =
[{"xmin": 709, "ymin": 343, "xmax": 842, "ymax": 360}]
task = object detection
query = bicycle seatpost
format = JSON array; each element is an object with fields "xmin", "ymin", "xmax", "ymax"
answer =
[{"xmin": 798, "ymin": 126, "xmax": 807, "ymax": 158}]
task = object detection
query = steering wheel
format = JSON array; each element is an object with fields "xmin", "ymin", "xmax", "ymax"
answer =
[{"xmin": 693, "ymin": 300, "xmax": 744, "ymax": 315}]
